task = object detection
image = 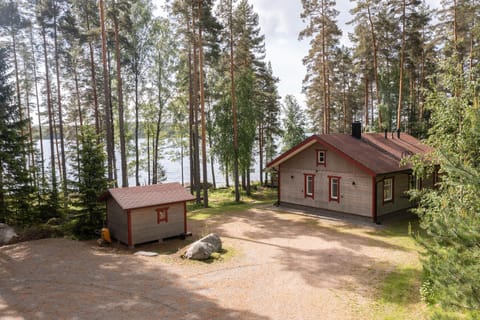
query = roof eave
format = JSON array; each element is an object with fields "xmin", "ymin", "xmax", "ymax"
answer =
[{"xmin": 266, "ymin": 135, "xmax": 320, "ymax": 169}]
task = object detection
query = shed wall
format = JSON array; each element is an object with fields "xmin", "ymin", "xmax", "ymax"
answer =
[
  {"xmin": 279, "ymin": 143, "xmax": 373, "ymax": 217},
  {"xmin": 107, "ymin": 198, "xmax": 128, "ymax": 244},
  {"xmin": 131, "ymin": 202, "xmax": 185, "ymax": 245}
]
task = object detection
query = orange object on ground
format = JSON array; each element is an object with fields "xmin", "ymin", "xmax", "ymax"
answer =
[{"xmin": 101, "ymin": 228, "xmax": 111, "ymax": 243}]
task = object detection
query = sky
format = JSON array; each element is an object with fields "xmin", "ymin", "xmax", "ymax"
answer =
[{"xmin": 155, "ymin": 0, "xmax": 439, "ymax": 110}]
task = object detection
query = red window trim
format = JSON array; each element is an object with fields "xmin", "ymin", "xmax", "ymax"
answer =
[
  {"xmin": 156, "ymin": 207, "xmax": 169, "ymax": 224},
  {"xmin": 328, "ymin": 176, "xmax": 341, "ymax": 203},
  {"xmin": 382, "ymin": 177, "xmax": 394, "ymax": 204},
  {"xmin": 316, "ymin": 149, "xmax": 327, "ymax": 167},
  {"xmin": 304, "ymin": 174, "xmax": 315, "ymax": 199}
]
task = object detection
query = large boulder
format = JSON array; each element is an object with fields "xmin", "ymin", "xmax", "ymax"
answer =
[
  {"xmin": 183, "ymin": 233, "xmax": 222, "ymax": 260},
  {"xmin": 0, "ymin": 223, "xmax": 18, "ymax": 246}
]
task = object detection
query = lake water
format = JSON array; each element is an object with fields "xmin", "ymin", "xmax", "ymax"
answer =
[{"xmin": 37, "ymin": 139, "xmax": 261, "ymax": 187}]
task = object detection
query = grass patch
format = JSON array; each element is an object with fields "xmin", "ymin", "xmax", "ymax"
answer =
[
  {"xmin": 204, "ymin": 247, "xmax": 236, "ymax": 263},
  {"xmin": 381, "ymin": 267, "xmax": 421, "ymax": 305},
  {"xmin": 370, "ymin": 265, "xmax": 426, "ymax": 320},
  {"xmin": 188, "ymin": 186, "xmax": 277, "ymax": 220}
]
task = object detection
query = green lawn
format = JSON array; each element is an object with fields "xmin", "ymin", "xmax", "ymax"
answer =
[{"xmin": 187, "ymin": 186, "xmax": 277, "ymax": 220}]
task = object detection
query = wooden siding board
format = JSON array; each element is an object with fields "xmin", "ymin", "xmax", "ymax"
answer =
[
  {"xmin": 107, "ymin": 198, "xmax": 128, "ymax": 244},
  {"xmin": 279, "ymin": 143, "xmax": 372, "ymax": 216},
  {"xmin": 131, "ymin": 203, "xmax": 185, "ymax": 245}
]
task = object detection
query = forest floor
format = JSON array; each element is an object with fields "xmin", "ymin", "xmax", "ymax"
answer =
[{"xmin": 0, "ymin": 205, "xmax": 426, "ymax": 320}]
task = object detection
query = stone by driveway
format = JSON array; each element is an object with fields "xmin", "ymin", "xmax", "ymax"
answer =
[{"xmin": 0, "ymin": 207, "xmax": 422, "ymax": 320}]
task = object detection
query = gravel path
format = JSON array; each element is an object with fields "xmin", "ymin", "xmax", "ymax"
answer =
[{"xmin": 0, "ymin": 207, "xmax": 420, "ymax": 320}]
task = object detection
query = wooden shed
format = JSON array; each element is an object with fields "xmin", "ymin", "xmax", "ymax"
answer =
[{"xmin": 99, "ymin": 183, "xmax": 195, "ymax": 247}]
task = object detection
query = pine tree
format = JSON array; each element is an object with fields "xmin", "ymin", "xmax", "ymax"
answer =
[
  {"xmin": 300, "ymin": 0, "xmax": 341, "ymax": 134},
  {"xmin": 0, "ymin": 48, "xmax": 34, "ymax": 226},
  {"xmin": 73, "ymin": 126, "xmax": 108, "ymax": 238},
  {"xmin": 412, "ymin": 56, "xmax": 480, "ymax": 311},
  {"xmin": 281, "ymin": 95, "xmax": 306, "ymax": 152}
]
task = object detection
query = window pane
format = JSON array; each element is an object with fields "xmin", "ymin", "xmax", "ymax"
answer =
[
  {"xmin": 332, "ymin": 179, "xmax": 338, "ymax": 198},
  {"xmin": 384, "ymin": 178, "xmax": 393, "ymax": 201},
  {"xmin": 317, "ymin": 151, "xmax": 325, "ymax": 164},
  {"xmin": 307, "ymin": 176, "xmax": 313, "ymax": 195}
]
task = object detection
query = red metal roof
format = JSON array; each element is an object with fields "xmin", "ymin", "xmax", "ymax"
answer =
[
  {"xmin": 99, "ymin": 182, "xmax": 195, "ymax": 210},
  {"xmin": 266, "ymin": 132, "xmax": 432, "ymax": 176}
]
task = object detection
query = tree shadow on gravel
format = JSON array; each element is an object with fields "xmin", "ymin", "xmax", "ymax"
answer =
[
  {"xmin": 194, "ymin": 207, "xmax": 419, "ymax": 302},
  {"xmin": 204, "ymin": 208, "xmax": 410, "ymax": 253},
  {"xmin": 0, "ymin": 238, "xmax": 269, "ymax": 320}
]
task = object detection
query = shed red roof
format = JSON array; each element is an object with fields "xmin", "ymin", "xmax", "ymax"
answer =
[
  {"xmin": 266, "ymin": 132, "xmax": 432, "ymax": 176},
  {"xmin": 99, "ymin": 182, "xmax": 195, "ymax": 210}
]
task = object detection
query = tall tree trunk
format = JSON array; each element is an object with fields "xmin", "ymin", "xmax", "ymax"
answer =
[
  {"xmin": 225, "ymin": 161, "xmax": 229, "ymax": 188},
  {"xmin": 31, "ymin": 27, "xmax": 45, "ymax": 183},
  {"xmin": 135, "ymin": 69, "xmax": 140, "ymax": 186},
  {"xmin": 113, "ymin": 1, "xmax": 128, "ymax": 187},
  {"xmin": 53, "ymin": 0, "xmax": 68, "ymax": 202},
  {"xmin": 258, "ymin": 124, "xmax": 263, "ymax": 185},
  {"xmin": 153, "ymin": 51, "xmax": 164, "ymax": 185},
  {"xmin": 147, "ymin": 130, "xmax": 150, "ymax": 184},
  {"xmin": 187, "ymin": 20, "xmax": 195, "ymax": 193},
  {"xmin": 11, "ymin": 31, "xmax": 23, "ymax": 135},
  {"xmin": 180, "ymin": 136, "xmax": 185, "ymax": 186},
  {"xmin": 453, "ymin": 0, "xmax": 458, "ymax": 49},
  {"xmin": 397, "ymin": 0, "xmax": 406, "ymax": 130},
  {"xmin": 198, "ymin": 2, "xmax": 208, "ymax": 208},
  {"xmin": 73, "ymin": 64, "xmax": 83, "ymax": 127},
  {"xmin": 364, "ymin": 76, "xmax": 369, "ymax": 127},
  {"xmin": 321, "ymin": 0, "xmax": 328, "ymax": 134},
  {"xmin": 86, "ymin": 9, "xmax": 100, "ymax": 135},
  {"xmin": 192, "ymin": 6, "xmax": 201, "ymax": 204},
  {"xmin": 23, "ymin": 58, "xmax": 35, "ymax": 184},
  {"xmin": 229, "ymin": 0, "xmax": 240, "ymax": 202},
  {"xmin": 419, "ymin": 29, "xmax": 426, "ymax": 123},
  {"xmin": 99, "ymin": 0, "xmax": 114, "ymax": 182},
  {"xmin": 108, "ymin": 49, "xmax": 118, "ymax": 186},
  {"xmin": 207, "ymin": 107, "xmax": 216, "ymax": 189},
  {"xmin": 41, "ymin": 26, "xmax": 57, "ymax": 195},
  {"xmin": 367, "ymin": 3, "xmax": 382, "ymax": 129}
]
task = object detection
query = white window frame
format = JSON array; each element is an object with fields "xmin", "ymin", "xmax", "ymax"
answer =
[
  {"xmin": 383, "ymin": 178, "xmax": 393, "ymax": 203},
  {"xmin": 304, "ymin": 174, "xmax": 315, "ymax": 198}
]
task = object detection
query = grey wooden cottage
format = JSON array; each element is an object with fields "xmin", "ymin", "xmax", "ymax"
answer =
[
  {"xmin": 266, "ymin": 123, "xmax": 437, "ymax": 223},
  {"xmin": 99, "ymin": 183, "xmax": 195, "ymax": 247}
]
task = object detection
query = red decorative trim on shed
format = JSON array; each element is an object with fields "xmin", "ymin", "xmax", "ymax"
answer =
[
  {"xmin": 156, "ymin": 207, "xmax": 169, "ymax": 223},
  {"xmin": 127, "ymin": 209, "xmax": 132, "ymax": 247}
]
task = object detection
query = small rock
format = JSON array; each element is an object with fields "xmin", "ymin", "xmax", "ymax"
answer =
[
  {"xmin": 0, "ymin": 223, "xmax": 18, "ymax": 246},
  {"xmin": 134, "ymin": 251, "xmax": 158, "ymax": 257},
  {"xmin": 183, "ymin": 233, "xmax": 222, "ymax": 260}
]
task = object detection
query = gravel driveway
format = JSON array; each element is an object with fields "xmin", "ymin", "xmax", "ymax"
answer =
[{"xmin": 0, "ymin": 207, "xmax": 421, "ymax": 320}]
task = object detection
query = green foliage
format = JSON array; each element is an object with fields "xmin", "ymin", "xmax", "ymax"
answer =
[
  {"xmin": 411, "ymin": 57, "xmax": 480, "ymax": 311},
  {"xmin": 0, "ymin": 48, "xmax": 36, "ymax": 226},
  {"xmin": 72, "ymin": 127, "xmax": 108, "ymax": 238},
  {"xmin": 282, "ymin": 95, "xmax": 306, "ymax": 152},
  {"xmin": 188, "ymin": 186, "xmax": 277, "ymax": 220}
]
